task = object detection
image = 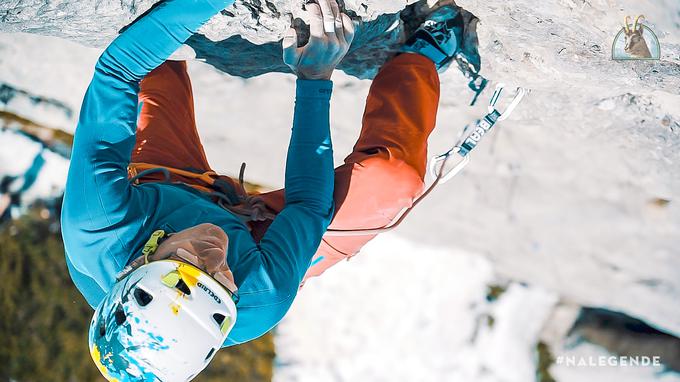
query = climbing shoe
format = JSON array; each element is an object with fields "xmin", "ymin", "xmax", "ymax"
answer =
[
  {"xmin": 401, "ymin": 2, "xmax": 487, "ymax": 104},
  {"xmin": 401, "ymin": 6, "xmax": 464, "ymax": 72}
]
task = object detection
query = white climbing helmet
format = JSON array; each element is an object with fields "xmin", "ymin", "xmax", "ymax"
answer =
[{"xmin": 88, "ymin": 260, "xmax": 237, "ymax": 382}]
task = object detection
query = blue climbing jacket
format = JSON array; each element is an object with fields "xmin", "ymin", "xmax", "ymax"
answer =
[{"xmin": 61, "ymin": 0, "xmax": 335, "ymax": 346}]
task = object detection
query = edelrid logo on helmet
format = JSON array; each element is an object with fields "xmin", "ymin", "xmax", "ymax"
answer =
[{"xmin": 197, "ymin": 282, "xmax": 222, "ymax": 304}]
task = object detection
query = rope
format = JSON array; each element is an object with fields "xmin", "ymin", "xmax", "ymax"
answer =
[
  {"xmin": 129, "ymin": 166, "xmax": 172, "ymax": 184},
  {"xmin": 324, "ymin": 153, "xmax": 451, "ymax": 237},
  {"xmin": 128, "ymin": 162, "xmax": 273, "ymax": 222}
]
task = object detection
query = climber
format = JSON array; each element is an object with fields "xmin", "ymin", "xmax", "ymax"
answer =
[{"xmin": 61, "ymin": 0, "xmax": 474, "ymax": 380}]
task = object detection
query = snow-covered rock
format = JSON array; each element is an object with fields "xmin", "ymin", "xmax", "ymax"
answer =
[
  {"xmin": 276, "ymin": 234, "xmax": 680, "ymax": 382},
  {"xmin": 275, "ymin": 234, "xmax": 543, "ymax": 382}
]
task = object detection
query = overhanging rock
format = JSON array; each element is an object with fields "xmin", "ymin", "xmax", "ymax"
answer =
[{"xmin": 0, "ymin": 0, "xmax": 430, "ymax": 79}]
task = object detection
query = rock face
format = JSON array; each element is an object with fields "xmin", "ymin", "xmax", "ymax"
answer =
[
  {"xmin": 0, "ymin": 0, "xmax": 415, "ymax": 44},
  {"xmin": 0, "ymin": 0, "xmax": 422, "ymax": 78},
  {"xmin": 1, "ymin": 0, "xmax": 680, "ymax": 341}
]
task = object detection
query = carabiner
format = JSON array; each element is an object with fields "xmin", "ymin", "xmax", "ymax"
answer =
[
  {"xmin": 488, "ymin": 83, "xmax": 527, "ymax": 121},
  {"xmin": 428, "ymin": 147, "xmax": 471, "ymax": 184},
  {"xmin": 428, "ymin": 82, "xmax": 526, "ymax": 185}
]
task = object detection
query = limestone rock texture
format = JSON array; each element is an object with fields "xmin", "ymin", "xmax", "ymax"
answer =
[
  {"xmin": 0, "ymin": 0, "xmax": 423, "ymax": 78},
  {"xmin": 1, "ymin": 0, "xmax": 680, "ymax": 340},
  {"xmin": 0, "ymin": 0, "xmax": 414, "ymax": 43}
]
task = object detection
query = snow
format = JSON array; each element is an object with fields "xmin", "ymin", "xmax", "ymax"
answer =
[
  {"xmin": 0, "ymin": 33, "xmax": 100, "ymax": 132},
  {"xmin": 274, "ymin": 233, "xmax": 501, "ymax": 382},
  {"xmin": 471, "ymin": 283, "xmax": 557, "ymax": 382},
  {"xmin": 275, "ymin": 234, "xmax": 680, "ymax": 382}
]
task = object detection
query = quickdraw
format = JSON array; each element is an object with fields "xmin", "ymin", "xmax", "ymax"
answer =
[
  {"xmin": 325, "ymin": 83, "xmax": 526, "ymax": 237},
  {"xmin": 428, "ymin": 83, "xmax": 526, "ymax": 184}
]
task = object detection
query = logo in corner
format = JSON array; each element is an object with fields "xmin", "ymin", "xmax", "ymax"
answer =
[{"xmin": 612, "ymin": 15, "xmax": 660, "ymax": 60}]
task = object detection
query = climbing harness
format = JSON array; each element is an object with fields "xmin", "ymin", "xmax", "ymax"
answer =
[
  {"xmin": 128, "ymin": 162, "xmax": 275, "ymax": 222},
  {"xmin": 324, "ymin": 83, "xmax": 526, "ymax": 237}
]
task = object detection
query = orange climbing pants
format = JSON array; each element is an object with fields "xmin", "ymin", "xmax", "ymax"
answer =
[{"xmin": 132, "ymin": 54, "xmax": 440, "ymax": 284}]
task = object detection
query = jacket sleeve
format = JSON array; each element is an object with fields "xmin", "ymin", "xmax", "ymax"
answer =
[
  {"xmin": 62, "ymin": 0, "xmax": 235, "ymax": 293},
  {"xmin": 258, "ymin": 80, "xmax": 335, "ymax": 286}
]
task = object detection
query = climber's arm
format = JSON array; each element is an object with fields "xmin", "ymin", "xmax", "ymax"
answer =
[
  {"xmin": 258, "ymin": 79, "xmax": 335, "ymax": 283},
  {"xmin": 257, "ymin": 0, "xmax": 354, "ymax": 284},
  {"xmin": 222, "ymin": 79, "xmax": 336, "ymax": 346},
  {"xmin": 62, "ymin": 0, "xmax": 234, "ymax": 289}
]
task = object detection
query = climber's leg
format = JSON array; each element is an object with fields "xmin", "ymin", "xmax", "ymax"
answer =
[
  {"xmin": 253, "ymin": 53, "xmax": 440, "ymax": 284},
  {"xmin": 131, "ymin": 61, "xmax": 215, "ymax": 185},
  {"xmin": 303, "ymin": 53, "xmax": 439, "ymax": 281}
]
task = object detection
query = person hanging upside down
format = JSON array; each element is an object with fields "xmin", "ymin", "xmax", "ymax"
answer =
[{"xmin": 62, "ymin": 0, "xmax": 473, "ymax": 380}]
